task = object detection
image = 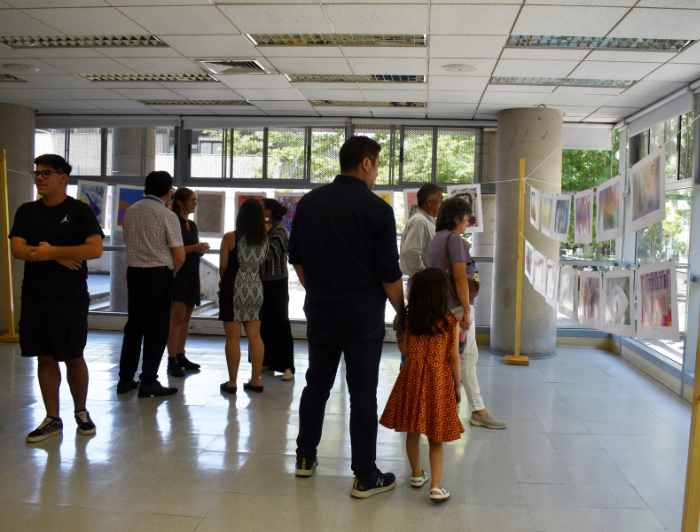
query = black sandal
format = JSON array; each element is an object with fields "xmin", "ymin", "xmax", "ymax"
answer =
[
  {"xmin": 244, "ymin": 382, "xmax": 264, "ymax": 393},
  {"xmin": 220, "ymin": 382, "xmax": 237, "ymax": 394}
]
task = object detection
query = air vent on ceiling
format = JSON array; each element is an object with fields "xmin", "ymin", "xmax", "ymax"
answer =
[
  {"xmin": 0, "ymin": 35, "xmax": 168, "ymax": 48},
  {"xmin": 490, "ymin": 77, "xmax": 636, "ymax": 88},
  {"xmin": 286, "ymin": 74, "xmax": 425, "ymax": 83},
  {"xmin": 82, "ymin": 73, "xmax": 216, "ymax": 83},
  {"xmin": 138, "ymin": 100, "xmax": 252, "ymax": 106},
  {"xmin": 0, "ymin": 74, "xmax": 25, "ymax": 82},
  {"xmin": 310, "ymin": 100, "xmax": 426, "ymax": 108},
  {"xmin": 506, "ymin": 35, "xmax": 692, "ymax": 52},
  {"xmin": 247, "ymin": 34, "xmax": 427, "ymax": 47},
  {"xmin": 196, "ymin": 59, "xmax": 269, "ymax": 75}
]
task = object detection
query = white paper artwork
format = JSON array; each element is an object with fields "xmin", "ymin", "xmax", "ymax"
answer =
[
  {"xmin": 77, "ymin": 180, "xmax": 106, "ymax": 227},
  {"xmin": 552, "ymin": 194, "xmax": 571, "ymax": 243},
  {"xmin": 533, "ymin": 251, "xmax": 547, "ymax": 297},
  {"xmin": 596, "ymin": 174, "xmax": 624, "ymax": 242},
  {"xmin": 602, "ymin": 269, "xmax": 636, "ymax": 336},
  {"xmin": 627, "ymin": 146, "xmax": 666, "ymax": 234},
  {"xmin": 540, "ymin": 193, "xmax": 555, "ymax": 238},
  {"xmin": 636, "ymin": 261, "xmax": 679, "ymax": 341},
  {"xmin": 524, "ymin": 239, "xmax": 534, "ymax": 285},
  {"xmin": 558, "ymin": 266, "xmax": 578, "ymax": 321},
  {"xmin": 447, "ymin": 184, "xmax": 483, "ymax": 233},
  {"xmin": 579, "ymin": 270, "xmax": 602, "ymax": 329},
  {"xmin": 529, "ymin": 187, "xmax": 541, "ymax": 230},
  {"xmin": 545, "ymin": 259, "xmax": 559, "ymax": 309},
  {"xmin": 194, "ymin": 190, "xmax": 226, "ymax": 238},
  {"xmin": 574, "ymin": 189, "xmax": 594, "ymax": 244}
]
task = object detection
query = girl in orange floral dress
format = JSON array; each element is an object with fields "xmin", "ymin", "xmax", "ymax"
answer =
[{"xmin": 380, "ymin": 268, "xmax": 463, "ymax": 502}]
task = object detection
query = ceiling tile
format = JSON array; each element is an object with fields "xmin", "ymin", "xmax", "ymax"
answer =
[
  {"xmin": 260, "ymin": 110, "xmax": 318, "ymax": 116},
  {"xmin": 55, "ymin": 88, "xmax": 128, "ymax": 99},
  {"xmin": 586, "ymin": 50, "xmax": 678, "ymax": 63},
  {"xmin": 346, "ymin": 58, "xmax": 426, "ymax": 75},
  {"xmin": 7, "ymin": 0, "xmax": 108, "ymax": 5},
  {"xmin": 568, "ymin": 61, "xmax": 661, "ymax": 80},
  {"xmin": 26, "ymin": 74, "xmax": 95, "ymax": 88},
  {"xmin": 427, "ymin": 90, "xmax": 482, "ymax": 103},
  {"xmin": 428, "ymin": 76, "xmax": 489, "ymax": 91},
  {"xmin": 605, "ymin": 81, "xmax": 686, "ymax": 108},
  {"xmin": 543, "ymin": 92, "xmax": 614, "ymax": 106},
  {"xmin": 267, "ymin": 57, "xmax": 352, "ymax": 75},
  {"xmin": 316, "ymin": 106, "xmax": 370, "ymax": 116},
  {"xmin": 428, "ymin": 112, "xmax": 476, "ymax": 120},
  {"xmin": 428, "ymin": 58, "xmax": 496, "ymax": 77},
  {"xmin": 545, "ymin": 105, "xmax": 598, "ymax": 117},
  {"xmin": 48, "ymin": 58, "xmax": 137, "ymax": 75},
  {"xmin": 644, "ymin": 63, "xmax": 700, "ymax": 82},
  {"xmin": 370, "ymin": 108, "xmax": 426, "ymax": 117},
  {"xmin": 550, "ymin": 86, "xmax": 625, "ymax": 96},
  {"xmin": 481, "ymin": 91, "xmax": 547, "ymax": 105},
  {"xmin": 1, "ymin": 59, "xmax": 69, "ymax": 76},
  {"xmin": 98, "ymin": 47, "xmax": 183, "ymax": 58},
  {"xmin": 204, "ymin": 108, "xmax": 268, "ymax": 115},
  {"xmin": 671, "ymin": 42, "xmax": 700, "ymax": 64},
  {"xmin": 474, "ymin": 113, "xmax": 498, "ymax": 120},
  {"xmin": 587, "ymin": 106, "xmax": 640, "ymax": 120},
  {"xmin": 429, "ymin": 36, "xmax": 507, "ymax": 59},
  {"xmin": 638, "ymin": 0, "xmax": 700, "ymax": 6},
  {"xmin": 170, "ymin": 88, "xmax": 242, "ymax": 99},
  {"xmin": 219, "ymin": 74, "xmax": 293, "ymax": 90},
  {"xmin": 26, "ymin": 7, "xmax": 146, "ymax": 34},
  {"xmin": 144, "ymin": 105, "xmax": 212, "ymax": 114},
  {"xmin": 113, "ymin": 58, "xmax": 203, "ymax": 75},
  {"xmin": 159, "ymin": 35, "xmax": 258, "ymax": 58},
  {"xmin": 487, "ymin": 84, "xmax": 555, "ymax": 93},
  {"xmin": 426, "ymin": 103, "xmax": 478, "ymax": 114},
  {"xmin": 358, "ymin": 83, "xmax": 425, "ymax": 91},
  {"xmin": 323, "ymin": 4, "xmax": 428, "ymax": 33},
  {"xmin": 249, "ymin": 100, "xmax": 313, "ymax": 111},
  {"xmin": 500, "ymin": 48, "xmax": 589, "ymax": 61},
  {"xmin": 30, "ymin": 99, "xmax": 101, "ymax": 109},
  {"xmin": 22, "ymin": 48, "xmax": 106, "ymax": 59},
  {"xmin": 85, "ymin": 99, "xmax": 151, "ymax": 110},
  {"xmin": 0, "ymin": 88, "xmax": 71, "ymax": 99},
  {"xmin": 524, "ymin": 0, "xmax": 635, "ymax": 5},
  {"xmin": 291, "ymin": 82, "xmax": 359, "ymax": 91},
  {"xmin": 0, "ymin": 47, "xmax": 30, "ymax": 59},
  {"xmin": 363, "ymin": 90, "xmax": 426, "ymax": 102},
  {"xmin": 261, "ymin": 47, "xmax": 344, "ymax": 58},
  {"xmin": 512, "ymin": 6, "xmax": 628, "ymax": 36},
  {"xmin": 218, "ymin": 5, "xmax": 331, "ymax": 33},
  {"xmin": 234, "ymin": 88, "xmax": 305, "ymax": 100},
  {"xmin": 158, "ymin": 81, "xmax": 221, "ymax": 89},
  {"xmin": 430, "ymin": 5, "xmax": 520, "ymax": 35},
  {"xmin": 108, "ymin": 0, "xmax": 210, "ymax": 4},
  {"xmin": 493, "ymin": 59, "xmax": 580, "ymax": 78},
  {"xmin": 0, "ymin": 9, "xmax": 58, "ymax": 34},
  {"xmin": 608, "ymin": 8, "xmax": 700, "ymax": 39},
  {"xmin": 117, "ymin": 6, "xmax": 239, "ymax": 35},
  {"xmin": 295, "ymin": 88, "xmax": 364, "ymax": 100},
  {"xmin": 111, "ymin": 87, "xmax": 185, "ymax": 99}
]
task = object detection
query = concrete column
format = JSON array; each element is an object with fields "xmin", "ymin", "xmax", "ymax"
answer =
[
  {"xmin": 473, "ymin": 194, "xmax": 494, "ymax": 327},
  {"xmin": 0, "ymin": 103, "xmax": 35, "ymax": 335},
  {"xmin": 491, "ymin": 108, "xmax": 563, "ymax": 358}
]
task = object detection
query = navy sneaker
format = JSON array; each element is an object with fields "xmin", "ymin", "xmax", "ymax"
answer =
[
  {"xmin": 74, "ymin": 410, "xmax": 96, "ymax": 435},
  {"xmin": 26, "ymin": 416, "xmax": 63, "ymax": 443},
  {"xmin": 295, "ymin": 457, "xmax": 318, "ymax": 477},
  {"xmin": 350, "ymin": 470, "xmax": 396, "ymax": 499}
]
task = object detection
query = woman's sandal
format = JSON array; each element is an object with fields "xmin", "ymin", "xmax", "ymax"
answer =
[
  {"xmin": 220, "ymin": 382, "xmax": 237, "ymax": 394},
  {"xmin": 430, "ymin": 487, "xmax": 450, "ymax": 502},
  {"xmin": 244, "ymin": 382, "xmax": 264, "ymax": 393}
]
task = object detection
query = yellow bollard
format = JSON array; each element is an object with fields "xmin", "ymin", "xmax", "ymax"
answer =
[
  {"xmin": 0, "ymin": 150, "xmax": 19, "ymax": 342},
  {"xmin": 681, "ymin": 318, "xmax": 700, "ymax": 531}
]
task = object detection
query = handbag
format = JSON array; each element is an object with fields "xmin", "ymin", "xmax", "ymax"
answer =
[{"xmin": 445, "ymin": 232, "xmax": 480, "ymax": 302}]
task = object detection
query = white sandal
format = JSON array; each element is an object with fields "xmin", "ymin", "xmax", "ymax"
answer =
[
  {"xmin": 430, "ymin": 487, "xmax": 450, "ymax": 502},
  {"xmin": 410, "ymin": 470, "xmax": 429, "ymax": 488}
]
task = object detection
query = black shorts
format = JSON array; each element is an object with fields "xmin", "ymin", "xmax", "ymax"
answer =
[{"xmin": 19, "ymin": 299, "xmax": 89, "ymax": 361}]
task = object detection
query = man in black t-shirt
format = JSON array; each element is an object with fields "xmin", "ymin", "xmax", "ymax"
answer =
[{"xmin": 10, "ymin": 154, "xmax": 104, "ymax": 443}]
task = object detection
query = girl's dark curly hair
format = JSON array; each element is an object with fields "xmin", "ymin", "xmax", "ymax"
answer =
[{"xmin": 400, "ymin": 267, "xmax": 453, "ymax": 337}]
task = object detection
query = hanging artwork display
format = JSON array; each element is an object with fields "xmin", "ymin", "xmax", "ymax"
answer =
[
  {"xmin": 637, "ymin": 261, "xmax": 679, "ymax": 341},
  {"xmin": 404, "ymin": 189, "xmax": 420, "ymax": 222},
  {"xmin": 447, "ymin": 184, "xmax": 483, "ymax": 233},
  {"xmin": 627, "ymin": 146, "xmax": 666, "ymax": 234},
  {"xmin": 374, "ymin": 191, "xmax": 394, "ymax": 208},
  {"xmin": 545, "ymin": 259, "xmax": 559, "ymax": 309},
  {"xmin": 596, "ymin": 174, "xmax": 623, "ymax": 241},
  {"xmin": 114, "ymin": 185, "xmax": 144, "ymax": 231},
  {"xmin": 529, "ymin": 187, "xmax": 541, "ymax": 230},
  {"xmin": 77, "ymin": 180, "xmax": 106, "ymax": 227},
  {"xmin": 193, "ymin": 190, "xmax": 226, "ymax": 238},
  {"xmin": 540, "ymin": 193, "xmax": 555, "ymax": 238},
  {"xmin": 574, "ymin": 189, "xmax": 594, "ymax": 244},
  {"xmin": 558, "ymin": 266, "xmax": 578, "ymax": 321},
  {"xmin": 524, "ymin": 239, "xmax": 534, "ymax": 285},
  {"xmin": 553, "ymin": 194, "xmax": 571, "ymax": 243},
  {"xmin": 275, "ymin": 193, "xmax": 304, "ymax": 233},
  {"xmin": 234, "ymin": 191, "xmax": 265, "ymax": 218},
  {"xmin": 579, "ymin": 271, "xmax": 602, "ymax": 329},
  {"xmin": 602, "ymin": 269, "xmax": 636, "ymax": 336},
  {"xmin": 533, "ymin": 251, "xmax": 547, "ymax": 297}
]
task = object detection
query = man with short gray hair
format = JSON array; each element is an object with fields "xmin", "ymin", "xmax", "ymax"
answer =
[{"xmin": 400, "ymin": 183, "xmax": 443, "ymax": 280}]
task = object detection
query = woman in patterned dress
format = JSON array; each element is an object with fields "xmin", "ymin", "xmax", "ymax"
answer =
[
  {"xmin": 380, "ymin": 268, "xmax": 463, "ymax": 502},
  {"xmin": 218, "ymin": 199, "xmax": 268, "ymax": 394}
]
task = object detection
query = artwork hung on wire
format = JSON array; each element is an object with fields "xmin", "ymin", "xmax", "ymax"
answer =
[
  {"xmin": 533, "ymin": 251, "xmax": 547, "ymax": 297},
  {"xmin": 637, "ymin": 261, "xmax": 679, "ymax": 341},
  {"xmin": 447, "ymin": 184, "xmax": 483, "ymax": 233},
  {"xmin": 529, "ymin": 187, "xmax": 541, "ymax": 230},
  {"xmin": 275, "ymin": 193, "xmax": 304, "ymax": 233},
  {"xmin": 596, "ymin": 174, "xmax": 623, "ymax": 241},
  {"xmin": 553, "ymin": 194, "xmax": 571, "ymax": 243},
  {"xmin": 524, "ymin": 239, "xmax": 534, "ymax": 285},
  {"xmin": 235, "ymin": 191, "xmax": 265, "ymax": 218},
  {"xmin": 545, "ymin": 259, "xmax": 559, "ymax": 309},
  {"xmin": 540, "ymin": 193, "xmax": 555, "ymax": 238},
  {"xmin": 602, "ymin": 269, "xmax": 635, "ymax": 336},
  {"xmin": 404, "ymin": 189, "xmax": 420, "ymax": 222},
  {"xmin": 574, "ymin": 189, "xmax": 594, "ymax": 244},
  {"xmin": 193, "ymin": 190, "xmax": 226, "ymax": 238},
  {"xmin": 558, "ymin": 266, "xmax": 578, "ymax": 321},
  {"xmin": 579, "ymin": 270, "xmax": 602, "ymax": 329},
  {"xmin": 114, "ymin": 185, "xmax": 144, "ymax": 231},
  {"xmin": 628, "ymin": 146, "xmax": 666, "ymax": 234},
  {"xmin": 77, "ymin": 180, "xmax": 106, "ymax": 227},
  {"xmin": 374, "ymin": 191, "xmax": 394, "ymax": 208}
]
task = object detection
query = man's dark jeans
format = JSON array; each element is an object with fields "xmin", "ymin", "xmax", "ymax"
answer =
[
  {"xmin": 118, "ymin": 266, "xmax": 174, "ymax": 386},
  {"xmin": 296, "ymin": 325, "xmax": 385, "ymax": 482}
]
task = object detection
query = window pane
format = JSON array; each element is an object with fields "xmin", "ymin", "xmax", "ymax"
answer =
[
  {"xmin": 310, "ymin": 126, "xmax": 345, "ymax": 184},
  {"xmin": 267, "ymin": 127, "xmax": 306, "ymax": 180},
  {"xmin": 650, "ymin": 117, "xmax": 679, "ymax": 180},
  {"xmin": 35, "ymin": 128, "xmax": 102, "ymax": 177},
  {"xmin": 679, "ymin": 111, "xmax": 694, "ymax": 181},
  {"xmin": 482, "ymin": 127, "xmax": 497, "ymax": 184},
  {"xmin": 435, "ymin": 127, "xmax": 476, "ymax": 184},
  {"xmin": 232, "ymin": 128, "xmax": 264, "ymax": 179},
  {"xmin": 190, "ymin": 129, "xmax": 226, "ymax": 178},
  {"xmin": 35, "ymin": 128, "xmax": 66, "ymax": 160},
  {"xmin": 106, "ymin": 126, "xmax": 174, "ymax": 178},
  {"xmin": 352, "ymin": 124, "xmax": 398, "ymax": 186},
  {"xmin": 401, "ymin": 126, "xmax": 433, "ymax": 183}
]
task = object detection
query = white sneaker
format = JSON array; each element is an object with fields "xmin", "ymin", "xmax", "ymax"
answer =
[
  {"xmin": 282, "ymin": 369, "xmax": 294, "ymax": 381},
  {"xmin": 430, "ymin": 487, "xmax": 450, "ymax": 502},
  {"xmin": 410, "ymin": 470, "xmax": 429, "ymax": 488}
]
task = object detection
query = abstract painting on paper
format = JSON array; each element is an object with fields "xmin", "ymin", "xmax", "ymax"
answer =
[
  {"xmin": 628, "ymin": 146, "xmax": 666, "ymax": 234},
  {"xmin": 374, "ymin": 191, "xmax": 394, "ymax": 208},
  {"xmin": 193, "ymin": 190, "xmax": 226, "ymax": 238},
  {"xmin": 552, "ymin": 194, "xmax": 571, "ymax": 243},
  {"xmin": 77, "ymin": 180, "xmax": 106, "ymax": 227},
  {"xmin": 533, "ymin": 251, "xmax": 547, "ymax": 297},
  {"xmin": 579, "ymin": 270, "xmax": 602, "ymax": 329},
  {"xmin": 114, "ymin": 185, "xmax": 144, "ymax": 231},
  {"xmin": 529, "ymin": 187, "xmax": 540, "ymax": 230},
  {"xmin": 235, "ymin": 191, "xmax": 265, "ymax": 216},
  {"xmin": 404, "ymin": 189, "xmax": 420, "ymax": 222},
  {"xmin": 597, "ymin": 174, "xmax": 623, "ymax": 242},
  {"xmin": 637, "ymin": 261, "xmax": 679, "ymax": 341},
  {"xmin": 602, "ymin": 269, "xmax": 635, "ymax": 336},
  {"xmin": 275, "ymin": 193, "xmax": 305, "ymax": 233},
  {"xmin": 574, "ymin": 189, "xmax": 594, "ymax": 244},
  {"xmin": 545, "ymin": 259, "xmax": 559, "ymax": 309},
  {"xmin": 524, "ymin": 239, "xmax": 534, "ymax": 285},
  {"xmin": 558, "ymin": 266, "xmax": 578, "ymax": 321},
  {"xmin": 540, "ymin": 193, "xmax": 555, "ymax": 238},
  {"xmin": 447, "ymin": 184, "xmax": 483, "ymax": 233}
]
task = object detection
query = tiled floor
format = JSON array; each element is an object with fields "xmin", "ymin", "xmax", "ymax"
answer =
[{"xmin": 0, "ymin": 332, "xmax": 691, "ymax": 532}]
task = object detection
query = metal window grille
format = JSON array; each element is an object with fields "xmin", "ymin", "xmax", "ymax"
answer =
[
  {"xmin": 34, "ymin": 128, "xmax": 102, "ymax": 177},
  {"xmin": 400, "ymin": 126, "xmax": 434, "ymax": 184},
  {"xmin": 267, "ymin": 127, "xmax": 306, "ymax": 180},
  {"xmin": 106, "ymin": 126, "xmax": 175, "ymax": 178},
  {"xmin": 481, "ymin": 128, "xmax": 497, "ymax": 184},
  {"xmin": 232, "ymin": 128, "xmax": 265, "ymax": 179},
  {"xmin": 352, "ymin": 124, "xmax": 398, "ymax": 186},
  {"xmin": 190, "ymin": 128, "xmax": 226, "ymax": 178},
  {"xmin": 435, "ymin": 127, "xmax": 477, "ymax": 184},
  {"xmin": 310, "ymin": 126, "xmax": 345, "ymax": 184}
]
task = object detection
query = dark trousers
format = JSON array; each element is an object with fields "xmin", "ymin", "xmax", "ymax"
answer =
[
  {"xmin": 119, "ymin": 267, "xmax": 174, "ymax": 386},
  {"xmin": 296, "ymin": 325, "xmax": 385, "ymax": 482},
  {"xmin": 259, "ymin": 278, "xmax": 295, "ymax": 374}
]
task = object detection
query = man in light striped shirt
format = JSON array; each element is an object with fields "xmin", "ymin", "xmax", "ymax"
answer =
[
  {"xmin": 117, "ymin": 171, "xmax": 185, "ymax": 398},
  {"xmin": 400, "ymin": 183, "xmax": 443, "ymax": 281}
]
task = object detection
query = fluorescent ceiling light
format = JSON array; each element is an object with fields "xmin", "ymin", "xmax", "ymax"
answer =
[
  {"xmin": 247, "ymin": 34, "xmax": 427, "ymax": 47},
  {"xmin": 310, "ymin": 100, "xmax": 426, "ymax": 107},
  {"xmin": 507, "ymin": 35, "xmax": 692, "ymax": 52},
  {"xmin": 490, "ymin": 76, "xmax": 635, "ymax": 88},
  {"xmin": 0, "ymin": 35, "xmax": 168, "ymax": 49},
  {"xmin": 139, "ymin": 100, "xmax": 251, "ymax": 105},
  {"xmin": 82, "ymin": 74, "xmax": 216, "ymax": 83},
  {"xmin": 286, "ymin": 74, "xmax": 425, "ymax": 83},
  {"xmin": 0, "ymin": 74, "xmax": 26, "ymax": 82},
  {"xmin": 196, "ymin": 60, "xmax": 269, "ymax": 75}
]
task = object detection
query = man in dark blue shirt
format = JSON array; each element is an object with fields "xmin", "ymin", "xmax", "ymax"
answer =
[{"xmin": 289, "ymin": 136, "xmax": 404, "ymax": 499}]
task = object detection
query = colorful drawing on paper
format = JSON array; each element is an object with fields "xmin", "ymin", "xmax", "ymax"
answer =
[
  {"xmin": 530, "ymin": 188, "xmax": 540, "ymax": 230},
  {"xmin": 574, "ymin": 190, "xmax": 593, "ymax": 244},
  {"xmin": 447, "ymin": 184, "xmax": 483, "ymax": 233},
  {"xmin": 628, "ymin": 146, "xmax": 666, "ymax": 234},
  {"xmin": 404, "ymin": 189, "xmax": 420, "ymax": 222},
  {"xmin": 545, "ymin": 259, "xmax": 559, "ymax": 309},
  {"xmin": 541, "ymin": 193, "xmax": 554, "ymax": 238},
  {"xmin": 115, "ymin": 185, "xmax": 144, "ymax": 229},
  {"xmin": 533, "ymin": 251, "xmax": 547, "ymax": 296},
  {"xmin": 558, "ymin": 266, "xmax": 578, "ymax": 321},
  {"xmin": 374, "ymin": 192, "xmax": 394, "ymax": 208},
  {"xmin": 524, "ymin": 239, "xmax": 534, "ymax": 284},
  {"xmin": 77, "ymin": 180, "xmax": 106, "ymax": 226},
  {"xmin": 275, "ymin": 193, "xmax": 304, "ymax": 233},
  {"xmin": 579, "ymin": 271, "xmax": 602, "ymax": 329},
  {"xmin": 194, "ymin": 191, "xmax": 225, "ymax": 238},
  {"xmin": 637, "ymin": 261, "xmax": 679, "ymax": 341},
  {"xmin": 553, "ymin": 195, "xmax": 570, "ymax": 243},
  {"xmin": 602, "ymin": 270, "xmax": 635, "ymax": 336},
  {"xmin": 597, "ymin": 174, "xmax": 623, "ymax": 241}
]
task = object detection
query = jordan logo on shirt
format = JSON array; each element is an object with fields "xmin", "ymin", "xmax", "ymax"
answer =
[{"xmin": 61, "ymin": 215, "xmax": 69, "ymax": 224}]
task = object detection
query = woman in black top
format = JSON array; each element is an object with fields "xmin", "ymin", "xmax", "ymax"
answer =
[
  {"xmin": 166, "ymin": 188, "xmax": 210, "ymax": 377},
  {"xmin": 259, "ymin": 199, "xmax": 295, "ymax": 380}
]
